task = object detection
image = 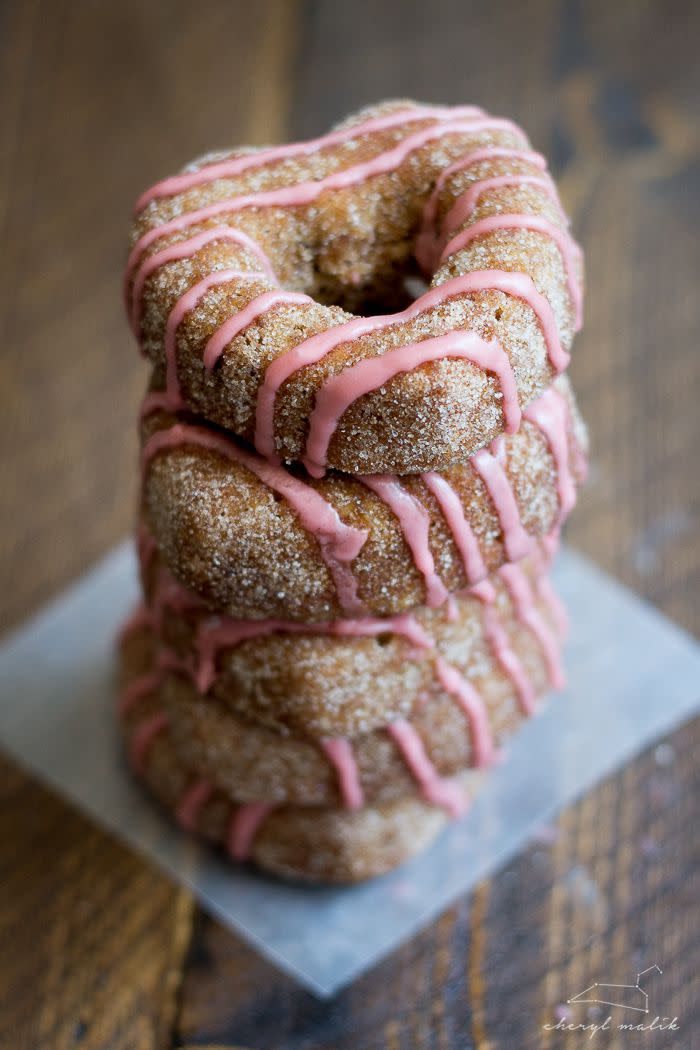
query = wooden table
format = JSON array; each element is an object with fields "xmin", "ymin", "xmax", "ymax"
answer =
[{"xmin": 1, "ymin": 1, "xmax": 698, "ymax": 1046}]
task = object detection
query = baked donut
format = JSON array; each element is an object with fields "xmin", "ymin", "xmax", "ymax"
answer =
[
  {"xmin": 119, "ymin": 554, "xmax": 563, "ymax": 811},
  {"xmin": 119, "ymin": 676, "xmax": 478, "ymax": 882},
  {"xmin": 140, "ymin": 377, "xmax": 586, "ymax": 621},
  {"xmin": 126, "ymin": 546, "xmax": 566, "ymax": 739},
  {"xmin": 126, "ymin": 100, "xmax": 583, "ymax": 474}
]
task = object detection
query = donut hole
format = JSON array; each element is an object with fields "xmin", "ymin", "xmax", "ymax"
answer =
[
  {"xmin": 375, "ymin": 633, "xmax": 393, "ymax": 647},
  {"xmin": 311, "ymin": 249, "xmax": 429, "ymax": 317}
]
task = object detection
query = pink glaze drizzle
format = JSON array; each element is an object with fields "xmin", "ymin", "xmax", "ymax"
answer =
[
  {"xmin": 302, "ymin": 332, "xmax": 520, "ymax": 477},
  {"xmin": 203, "ymin": 291, "xmax": 312, "ymax": 371},
  {"xmin": 387, "ymin": 720, "xmax": 468, "ymax": 816},
  {"xmin": 148, "ymin": 565, "xmax": 205, "ymax": 631},
  {"xmin": 417, "ymin": 146, "xmax": 549, "ymax": 267},
  {"xmin": 141, "ymin": 423, "xmax": 368, "ymax": 613},
  {"xmin": 440, "ymin": 213, "xmax": 583, "ymax": 332},
  {"xmin": 135, "ymin": 104, "xmax": 487, "ymax": 210},
  {"xmin": 535, "ymin": 572, "xmax": 570, "ymax": 639},
  {"xmin": 480, "ymin": 602, "xmax": 537, "ymax": 715},
  {"xmin": 524, "ymin": 387, "xmax": 576, "ymax": 521},
  {"xmin": 499, "ymin": 563, "xmax": 565, "ymax": 689},
  {"xmin": 118, "ymin": 671, "xmax": 162, "ymax": 716},
  {"xmin": 194, "ymin": 612, "xmax": 432, "ymax": 693},
  {"xmin": 128, "ymin": 226, "xmax": 277, "ymax": 334},
  {"xmin": 434, "ymin": 657, "xmax": 495, "ymax": 767},
  {"xmin": 130, "ymin": 710, "xmax": 168, "ymax": 774},
  {"xmin": 359, "ymin": 475, "xmax": 448, "ymax": 608},
  {"xmin": 443, "ymin": 174, "xmax": 564, "ymax": 243},
  {"xmin": 421, "ymin": 471, "xmax": 488, "ymax": 583},
  {"xmin": 137, "ymin": 524, "xmax": 158, "ymax": 574},
  {"xmin": 127, "ymin": 114, "xmax": 527, "ymax": 280},
  {"xmin": 176, "ymin": 779, "xmax": 214, "ymax": 831},
  {"xmin": 255, "ymin": 268, "xmax": 566, "ymax": 461},
  {"xmin": 128, "ymin": 108, "xmax": 579, "ymax": 466},
  {"xmin": 467, "ymin": 578, "xmax": 498, "ymax": 604},
  {"xmin": 226, "ymin": 802, "xmax": 274, "ymax": 861},
  {"xmin": 158, "ymin": 269, "xmax": 275, "ymax": 412},
  {"xmin": 472, "ymin": 437, "xmax": 533, "ymax": 563},
  {"xmin": 321, "ymin": 738, "xmax": 365, "ymax": 810},
  {"xmin": 117, "ymin": 604, "xmax": 154, "ymax": 645}
]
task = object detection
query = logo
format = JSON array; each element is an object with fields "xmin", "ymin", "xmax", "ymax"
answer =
[
  {"xmin": 542, "ymin": 963, "xmax": 681, "ymax": 1039},
  {"xmin": 567, "ymin": 964, "xmax": 662, "ymax": 1014}
]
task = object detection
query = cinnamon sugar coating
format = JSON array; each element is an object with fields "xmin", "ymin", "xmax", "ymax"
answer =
[
  {"xmin": 127, "ymin": 100, "xmax": 583, "ymax": 474},
  {"xmin": 118, "ymin": 637, "xmax": 481, "ymax": 882},
  {"xmin": 140, "ymin": 377, "xmax": 585, "ymax": 622},
  {"xmin": 121, "ymin": 557, "xmax": 560, "ymax": 807},
  {"xmin": 122, "ymin": 684, "xmax": 471, "ymax": 882},
  {"xmin": 135, "ymin": 549, "xmax": 555, "ymax": 738}
]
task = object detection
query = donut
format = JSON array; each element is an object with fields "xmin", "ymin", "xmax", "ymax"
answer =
[
  {"xmin": 140, "ymin": 376, "xmax": 586, "ymax": 621},
  {"xmin": 125, "ymin": 546, "xmax": 566, "ymax": 739},
  {"xmin": 126, "ymin": 100, "xmax": 583, "ymax": 475},
  {"xmin": 120, "ymin": 674, "xmax": 477, "ymax": 882},
  {"xmin": 118, "ymin": 629, "xmax": 482, "ymax": 881},
  {"xmin": 119, "ymin": 554, "xmax": 563, "ymax": 811}
]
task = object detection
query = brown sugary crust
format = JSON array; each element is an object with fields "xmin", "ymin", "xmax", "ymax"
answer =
[
  {"xmin": 128, "ymin": 100, "xmax": 583, "ymax": 474},
  {"xmin": 121, "ymin": 561, "xmax": 560, "ymax": 808},
  {"xmin": 135, "ymin": 549, "xmax": 554, "ymax": 738},
  {"xmin": 141, "ymin": 376, "xmax": 585, "ymax": 622},
  {"xmin": 118, "ymin": 644, "xmax": 479, "ymax": 882}
]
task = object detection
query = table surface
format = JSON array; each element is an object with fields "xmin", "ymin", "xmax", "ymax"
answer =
[{"xmin": 1, "ymin": 1, "xmax": 698, "ymax": 1047}]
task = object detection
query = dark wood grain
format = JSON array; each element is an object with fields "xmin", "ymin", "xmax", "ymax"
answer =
[
  {"xmin": 0, "ymin": 0, "xmax": 298, "ymax": 634},
  {"xmin": 0, "ymin": 0, "xmax": 698, "ymax": 1047}
]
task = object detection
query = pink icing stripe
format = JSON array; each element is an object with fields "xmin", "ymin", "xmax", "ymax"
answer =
[
  {"xmin": 387, "ymin": 720, "xmax": 468, "ymax": 817},
  {"xmin": 468, "ymin": 578, "xmax": 498, "ymax": 605},
  {"xmin": 141, "ymin": 423, "xmax": 368, "ymax": 613},
  {"xmin": 524, "ymin": 388, "xmax": 576, "ymax": 522},
  {"xmin": 418, "ymin": 147, "xmax": 548, "ymax": 259},
  {"xmin": 303, "ymin": 332, "xmax": 520, "ymax": 477},
  {"xmin": 499, "ymin": 563, "xmax": 565, "ymax": 689},
  {"xmin": 227, "ymin": 802, "xmax": 273, "ymax": 861},
  {"xmin": 255, "ymin": 270, "xmax": 564, "ymax": 459},
  {"xmin": 440, "ymin": 213, "xmax": 583, "ymax": 332},
  {"xmin": 535, "ymin": 572, "xmax": 570, "ymax": 640},
  {"xmin": 321, "ymin": 738, "xmax": 365, "ymax": 810},
  {"xmin": 435, "ymin": 657, "xmax": 495, "ymax": 767},
  {"xmin": 160, "ymin": 269, "xmax": 271, "ymax": 412},
  {"xmin": 360, "ymin": 475, "xmax": 448, "ymax": 608},
  {"xmin": 194, "ymin": 612, "xmax": 432, "ymax": 693},
  {"xmin": 126, "ymin": 117, "xmax": 527, "ymax": 282},
  {"xmin": 118, "ymin": 671, "xmax": 161, "ymax": 716},
  {"xmin": 540, "ymin": 530, "xmax": 560, "ymax": 564},
  {"xmin": 135, "ymin": 104, "xmax": 486, "ymax": 210},
  {"xmin": 421, "ymin": 472, "xmax": 488, "ymax": 584},
  {"xmin": 203, "ymin": 291, "xmax": 312, "ymax": 371},
  {"xmin": 117, "ymin": 604, "xmax": 154, "ymax": 645},
  {"xmin": 443, "ymin": 174, "xmax": 563, "ymax": 240},
  {"xmin": 472, "ymin": 438, "xmax": 533, "ymax": 563},
  {"xmin": 130, "ymin": 711, "xmax": 168, "ymax": 774},
  {"xmin": 149, "ymin": 566, "xmax": 205, "ymax": 632},
  {"xmin": 176, "ymin": 779, "xmax": 214, "ymax": 831},
  {"xmin": 137, "ymin": 525, "xmax": 158, "ymax": 574},
  {"xmin": 128, "ymin": 226, "xmax": 276, "ymax": 334},
  {"xmin": 156, "ymin": 648, "xmax": 193, "ymax": 679},
  {"xmin": 481, "ymin": 604, "xmax": 537, "ymax": 715},
  {"xmin": 140, "ymin": 391, "xmax": 174, "ymax": 418}
]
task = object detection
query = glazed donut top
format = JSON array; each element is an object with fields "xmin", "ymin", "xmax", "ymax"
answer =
[{"xmin": 127, "ymin": 100, "xmax": 583, "ymax": 475}]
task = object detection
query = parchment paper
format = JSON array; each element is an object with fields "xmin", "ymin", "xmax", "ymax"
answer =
[{"xmin": 0, "ymin": 543, "xmax": 698, "ymax": 997}]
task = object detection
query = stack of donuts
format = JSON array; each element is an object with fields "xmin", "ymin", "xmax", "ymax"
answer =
[{"xmin": 118, "ymin": 101, "xmax": 587, "ymax": 883}]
